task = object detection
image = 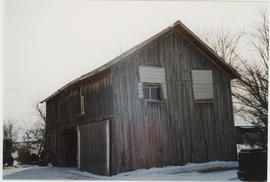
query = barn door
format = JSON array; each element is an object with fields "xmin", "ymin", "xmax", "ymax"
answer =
[
  {"xmin": 62, "ymin": 129, "xmax": 77, "ymax": 167},
  {"xmin": 79, "ymin": 120, "xmax": 110, "ymax": 175}
]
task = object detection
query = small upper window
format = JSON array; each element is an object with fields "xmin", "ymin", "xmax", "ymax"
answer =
[
  {"xmin": 80, "ymin": 86, "xmax": 85, "ymax": 114},
  {"xmin": 138, "ymin": 66, "xmax": 167, "ymax": 100},
  {"xmin": 143, "ymin": 83, "xmax": 162, "ymax": 101}
]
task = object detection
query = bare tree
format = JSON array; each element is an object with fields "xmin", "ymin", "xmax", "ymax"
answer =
[
  {"xmin": 34, "ymin": 101, "xmax": 47, "ymax": 157},
  {"xmin": 3, "ymin": 119, "xmax": 18, "ymax": 142},
  {"xmin": 202, "ymin": 12, "xmax": 268, "ymax": 147},
  {"xmin": 35, "ymin": 101, "xmax": 46, "ymax": 123},
  {"xmin": 202, "ymin": 27, "xmax": 244, "ymax": 68},
  {"xmin": 234, "ymin": 12, "xmax": 268, "ymax": 138},
  {"xmin": 22, "ymin": 120, "xmax": 45, "ymax": 143},
  {"xmin": 22, "ymin": 101, "xmax": 46, "ymax": 157}
]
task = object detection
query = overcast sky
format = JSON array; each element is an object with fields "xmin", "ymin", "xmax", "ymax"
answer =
[{"xmin": 3, "ymin": 0, "xmax": 268, "ymax": 136}]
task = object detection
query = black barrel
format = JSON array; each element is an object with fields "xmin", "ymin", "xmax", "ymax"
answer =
[{"xmin": 238, "ymin": 149, "xmax": 267, "ymax": 181}]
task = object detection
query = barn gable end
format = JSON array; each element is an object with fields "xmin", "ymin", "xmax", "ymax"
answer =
[
  {"xmin": 43, "ymin": 20, "xmax": 239, "ymax": 176},
  {"xmin": 109, "ymin": 29, "xmax": 237, "ymax": 174}
]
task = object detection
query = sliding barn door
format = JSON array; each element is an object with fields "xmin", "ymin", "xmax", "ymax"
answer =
[{"xmin": 79, "ymin": 120, "xmax": 110, "ymax": 175}]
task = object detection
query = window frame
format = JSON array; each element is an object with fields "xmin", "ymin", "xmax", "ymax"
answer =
[{"xmin": 143, "ymin": 83, "xmax": 162, "ymax": 102}]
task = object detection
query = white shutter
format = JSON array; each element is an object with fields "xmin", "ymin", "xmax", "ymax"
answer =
[
  {"xmin": 192, "ymin": 70, "xmax": 214, "ymax": 100},
  {"xmin": 139, "ymin": 66, "xmax": 167, "ymax": 99}
]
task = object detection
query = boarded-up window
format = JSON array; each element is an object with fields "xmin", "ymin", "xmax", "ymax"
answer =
[
  {"xmin": 138, "ymin": 66, "xmax": 167, "ymax": 100},
  {"xmin": 192, "ymin": 70, "xmax": 214, "ymax": 101}
]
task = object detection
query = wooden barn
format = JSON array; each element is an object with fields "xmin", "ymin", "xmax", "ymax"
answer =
[{"xmin": 41, "ymin": 20, "xmax": 240, "ymax": 176}]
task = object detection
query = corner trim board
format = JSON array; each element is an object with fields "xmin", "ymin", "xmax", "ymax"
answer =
[{"xmin": 106, "ymin": 120, "xmax": 110, "ymax": 176}]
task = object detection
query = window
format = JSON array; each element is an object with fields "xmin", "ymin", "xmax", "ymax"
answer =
[
  {"xmin": 143, "ymin": 83, "xmax": 162, "ymax": 101},
  {"xmin": 138, "ymin": 66, "xmax": 167, "ymax": 100},
  {"xmin": 80, "ymin": 86, "xmax": 85, "ymax": 114},
  {"xmin": 192, "ymin": 70, "xmax": 214, "ymax": 102}
]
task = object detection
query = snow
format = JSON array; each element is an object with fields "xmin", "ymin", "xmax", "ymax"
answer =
[
  {"xmin": 236, "ymin": 144, "xmax": 263, "ymax": 155},
  {"xmin": 10, "ymin": 151, "xmax": 20, "ymax": 165},
  {"xmin": 109, "ymin": 161, "xmax": 239, "ymax": 181},
  {"xmin": 11, "ymin": 151, "xmax": 18, "ymax": 159},
  {"xmin": 3, "ymin": 161, "xmax": 240, "ymax": 181},
  {"xmin": 29, "ymin": 148, "xmax": 39, "ymax": 155}
]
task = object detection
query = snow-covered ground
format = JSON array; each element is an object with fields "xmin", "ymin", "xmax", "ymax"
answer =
[{"xmin": 3, "ymin": 161, "xmax": 239, "ymax": 181}]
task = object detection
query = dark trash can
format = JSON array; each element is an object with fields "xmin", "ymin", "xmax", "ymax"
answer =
[
  {"xmin": 3, "ymin": 139, "xmax": 14, "ymax": 166},
  {"xmin": 238, "ymin": 149, "xmax": 267, "ymax": 181}
]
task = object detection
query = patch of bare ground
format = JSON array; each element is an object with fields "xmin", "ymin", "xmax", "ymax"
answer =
[{"xmin": 198, "ymin": 167, "xmax": 238, "ymax": 173}]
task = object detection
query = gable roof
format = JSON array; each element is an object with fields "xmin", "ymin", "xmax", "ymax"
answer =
[{"xmin": 41, "ymin": 20, "xmax": 240, "ymax": 103}]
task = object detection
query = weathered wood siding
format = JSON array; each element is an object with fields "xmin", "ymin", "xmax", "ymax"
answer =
[
  {"xmin": 46, "ymin": 70, "xmax": 113, "ymax": 168},
  {"xmin": 46, "ymin": 70, "xmax": 113, "ymax": 127},
  {"xmin": 45, "ymin": 27, "xmax": 236, "ymax": 176},
  {"xmin": 110, "ymin": 28, "xmax": 236, "ymax": 174},
  {"xmin": 80, "ymin": 120, "xmax": 109, "ymax": 175}
]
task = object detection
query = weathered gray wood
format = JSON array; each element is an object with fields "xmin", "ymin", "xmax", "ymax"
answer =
[
  {"xmin": 110, "ymin": 30, "xmax": 237, "ymax": 174},
  {"xmin": 45, "ymin": 25, "xmax": 237, "ymax": 176},
  {"xmin": 80, "ymin": 121, "xmax": 108, "ymax": 175}
]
